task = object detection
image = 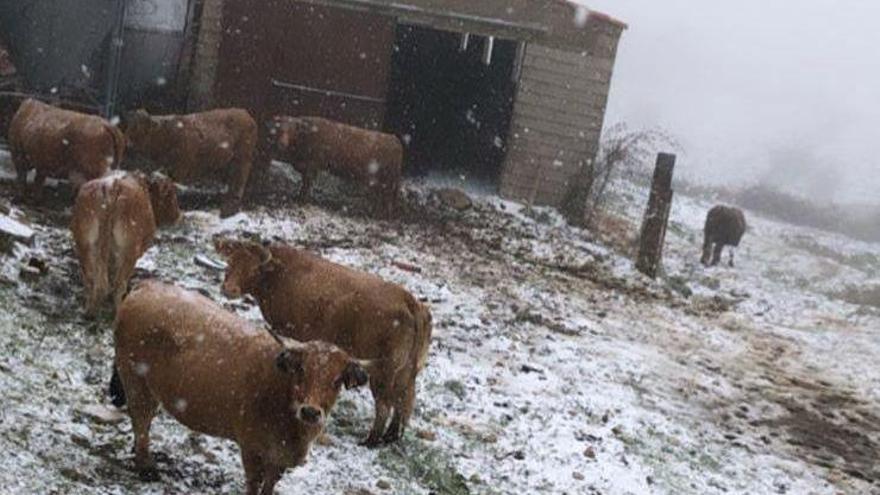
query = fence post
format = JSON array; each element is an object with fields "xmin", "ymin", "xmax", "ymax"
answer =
[{"xmin": 636, "ymin": 153, "xmax": 676, "ymax": 278}]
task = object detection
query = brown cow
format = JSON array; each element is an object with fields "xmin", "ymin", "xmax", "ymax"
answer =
[
  {"xmin": 8, "ymin": 98, "xmax": 124, "ymax": 201},
  {"xmin": 71, "ymin": 171, "xmax": 180, "ymax": 316},
  {"xmin": 270, "ymin": 116, "xmax": 404, "ymax": 216},
  {"xmin": 125, "ymin": 108, "xmax": 256, "ymax": 217},
  {"xmin": 113, "ymin": 280, "xmax": 369, "ymax": 494},
  {"xmin": 215, "ymin": 238, "xmax": 432, "ymax": 447},
  {"xmin": 702, "ymin": 205, "xmax": 747, "ymax": 267}
]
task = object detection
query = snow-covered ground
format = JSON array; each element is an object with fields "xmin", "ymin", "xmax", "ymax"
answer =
[{"xmin": 0, "ymin": 158, "xmax": 878, "ymax": 494}]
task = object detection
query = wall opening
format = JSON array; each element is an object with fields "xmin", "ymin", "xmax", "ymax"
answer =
[{"xmin": 385, "ymin": 24, "xmax": 520, "ymax": 190}]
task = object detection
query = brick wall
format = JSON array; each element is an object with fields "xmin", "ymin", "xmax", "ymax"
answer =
[{"xmin": 186, "ymin": 0, "xmax": 225, "ymax": 110}]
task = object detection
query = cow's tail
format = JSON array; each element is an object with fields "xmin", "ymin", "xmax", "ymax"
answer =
[
  {"xmin": 103, "ymin": 121, "xmax": 125, "ymax": 169},
  {"xmin": 405, "ymin": 296, "xmax": 432, "ymax": 379},
  {"xmin": 96, "ymin": 181, "xmax": 116, "ymax": 297}
]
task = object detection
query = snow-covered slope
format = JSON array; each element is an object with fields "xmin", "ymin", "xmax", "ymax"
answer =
[{"xmin": 0, "ymin": 161, "xmax": 878, "ymax": 494}]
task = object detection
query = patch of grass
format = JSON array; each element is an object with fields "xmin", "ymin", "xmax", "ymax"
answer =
[
  {"xmin": 443, "ymin": 380, "xmax": 467, "ymax": 400},
  {"xmin": 665, "ymin": 275, "xmax": 693, "ymax": 298},
  {"xmin": 830, "ymin": 285, "xmax": 880, "ymax": 309},
  {"xmin": 377, "ymin": 439, "xmax": 472, "ymax": 495}
]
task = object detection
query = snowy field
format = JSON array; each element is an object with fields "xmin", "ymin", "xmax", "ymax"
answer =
[{"xmin": 0, "ymin": 157, "xmax": 878, "ymax": 494}]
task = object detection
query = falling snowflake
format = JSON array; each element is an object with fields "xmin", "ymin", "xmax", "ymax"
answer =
[
  {"xmin": 174, "ymin": 398, "xmax": 188, "ymax": 412},
  {"xmin": 156, "ymin": 76, "xmax": 167, "ymax": 86},
  {"xmin": 402, "ymin": 134, "xmax": 412, "ymax": 145},
  {"xmin": 110, "ymin": 115, "xmax": 121, "ymax": 126},
  {"xmin": 61, "ymin": 138, "xmax": 69, "ymax": 146},
  {"xmin": 219, "ymin": 141, "xmax": 230, "ymax": 149},
  {"xmin": 574, "ymin": 6, "xmax": 589, "ymax": 27},
  {"xmin": 176, "ymin": 121, "xmax": 184, "ymax": 129},
  {"xmin": 134, "ymin": 362, "xmax": 150, "ymax": 376},
  {"xmin": 367, "ymin": 160, "xmax": 380, "ymax": 174}
]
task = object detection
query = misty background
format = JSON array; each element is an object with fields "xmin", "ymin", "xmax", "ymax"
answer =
[{"xmin": 583, "ymin": 0, "xmax": 880, "ymax": 206}]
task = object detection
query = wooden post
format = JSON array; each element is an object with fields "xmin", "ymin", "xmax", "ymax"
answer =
[{"xmin": 636, "ymin": 153, "xmax": 676, "ymax": 278}]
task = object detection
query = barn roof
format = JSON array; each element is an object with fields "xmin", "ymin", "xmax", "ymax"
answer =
[{"xmin": 298, "ymin": 0, "xmax": 625, "ymax": 44}]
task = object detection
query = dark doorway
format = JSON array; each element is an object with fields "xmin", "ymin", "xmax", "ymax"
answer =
[{"xmin": 385, "ymin": 25, "xmax": 520, "ymax": 189}]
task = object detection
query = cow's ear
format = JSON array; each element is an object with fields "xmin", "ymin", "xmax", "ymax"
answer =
[
  {"xmin": 214, "ymin": 237, "xmax": 239, "ymax": 257},
  {"xmin": 276, "ymin": 349, "xmax": 304, "ymax": 374},
  {"xmin": 339, "ymin": 361, "xmax": 370, "ymax": 389}
]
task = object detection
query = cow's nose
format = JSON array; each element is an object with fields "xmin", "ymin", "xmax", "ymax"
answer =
[
  {"xmin": 221, "ymin": 284, "xmax": 240, "ymax": 298},
  {"xmin": 299, "ymin": 405, "xmax": 323, "ymax": 424}
]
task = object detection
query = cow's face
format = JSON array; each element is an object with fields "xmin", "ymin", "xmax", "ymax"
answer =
[
  {"xmin": 148, "ymin": 175, "xmax": 181, "ymax": 226},
  {"xmin": 275, "ymin": 338, "xmax": 370, "ymax": 429},
  {"xmin": 125, "ymin": 109, "xmax": 158, "ymax": 152},
  {"xmin": 214, "ymin": 239, "xmax": 273, "ymax": 298},
  {"xmin": 271, "ymin": 116, "xmax": 305, "ymax": 152}
]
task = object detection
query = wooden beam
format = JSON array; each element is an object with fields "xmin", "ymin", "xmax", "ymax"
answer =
[{"xmin": 636, "ymin": 153, "xmax": 676, "ymax": 278}]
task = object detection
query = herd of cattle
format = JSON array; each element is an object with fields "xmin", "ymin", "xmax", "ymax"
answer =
[
  {"xmin": 5, "ymin": 97, "xmax": 424, "ymax": 494},
  {"xmin": 3, "ymin": 97, "xmax": 747, "ymax": 493}
]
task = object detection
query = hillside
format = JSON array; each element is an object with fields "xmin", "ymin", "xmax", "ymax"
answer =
[{"xmin": 1, "ymin": 157, "xmax": 879, "ymax": 494}]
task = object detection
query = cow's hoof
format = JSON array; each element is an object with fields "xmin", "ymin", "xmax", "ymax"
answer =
[
  {"xmin": 359, "ymin": 436, "xmax": 383, "ymax": 449},
  {"xmin": 137, "ymin": 466, "xmax": 160, "ymax": 482},
  {"xmin": 219, "ymin": 202, "xmax": 241, "ymax": 218},
  {"xmin": 381, "ymin": 430, "xmax": 401, "ymax": 444}
]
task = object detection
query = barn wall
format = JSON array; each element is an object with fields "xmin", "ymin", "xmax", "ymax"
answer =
[
  {"xmin": 187, "ymin": 0, "xmax": 224, "ymax": 110},
  {"xmin": 500, "ymin": 16, "xmax": 623, "ymax": 206}
]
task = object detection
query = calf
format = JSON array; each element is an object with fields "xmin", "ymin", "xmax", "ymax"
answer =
[
  {"xmin": 270, "ymin": 116, "xmax": 404, "ymax": 216},
  {"xmin": 215, "ymin": 239, "xmax": 432, "ymax": 447},
  {"xmin": 125, "ymin": 108, "xmax": 256, "ymax": 217},
  {"xmin": 8, "ymin": 98, "xmax": 124, "ymax": 201},
  {"xmin": 702, "ymin": 205, "xmax": 747, "ymax": 267},
  {"xmin": 71, "ymin": 172, "xmax": 179, "ymax": 316},
  {"xmin": 114, "ymin": 281, "xmax": 369, "ymax": 494}
]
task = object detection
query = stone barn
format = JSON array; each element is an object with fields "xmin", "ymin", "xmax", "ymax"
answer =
[{"xmin": 188, "ymin": 0, "xmax": 625, "ymax": 206}]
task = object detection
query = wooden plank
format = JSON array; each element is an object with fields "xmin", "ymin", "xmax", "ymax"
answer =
[
  {"xmin": 523, "ymin": 55, "xmax": 611, "ymax": 85},
  {"xmin": 510, "ymin": 108, "xmax": 600, "ymax": 138}
]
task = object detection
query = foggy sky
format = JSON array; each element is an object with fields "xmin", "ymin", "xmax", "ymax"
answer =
[{"xmin": 582, "ymin": 0, "xmax": 880, "ymax": 204}]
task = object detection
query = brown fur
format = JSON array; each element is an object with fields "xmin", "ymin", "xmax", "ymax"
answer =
[
  {"xmin": 271, "ymin": 116, "xmax": 404, "ymax": 217},
  {"xmin": 8, "ymin": 98, "xmax": 124, "ymax": 201},
  {"xmin": 702, "ymin": 205, "xmax": 747, "ymax": 267},
  {"xmin": 215, "ymin": 239, "xmax": 432, "ymax": 447},
  {"xmin": 114, "ymin": 281, "xmax": 368, "ymax": 494},
  {"xmin": 71, "ymin": 172, "xmax": 180, "ymax": 316},
  {"xmin": 125, "ymin": 108, "xmax": 257, "ymax": 217}
]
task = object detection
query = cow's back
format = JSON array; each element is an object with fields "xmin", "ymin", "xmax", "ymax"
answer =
[
  {"xmin": 115, "ymin": 281, "xmax": 275, "ymax": 437},
  {"xmin": 266, "ymin": 247, "xmax": 422, "ymax": 364},
  {"xmin": 706, "ymin": 205, "xmax": 746, "ymax": 246},
  {"xmin": 302, "ymin": 118, "xmax": 402, "ymax": 181}
]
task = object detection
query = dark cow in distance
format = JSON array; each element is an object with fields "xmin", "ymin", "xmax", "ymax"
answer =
[
  {"xmin": 270, "ymin": 116, "xmax": 404, "ymax": 217},
  {"xmin": 215, "ymin": 238, "xmax": 432, "ymax": 447},
  {"xmin": 8, "ymin": 98, "xmax": 124, "ymax": 201},
  {"xmin": 125, "ymin": 108, "xmax": 257, "ymax": 217},
  {"xmin": 113, "ymin": 281, "xmax": 369, "ymax": 493},
  {"xmin": 702, "ymin": 205, "xmax": 747, "ymax": 267}
]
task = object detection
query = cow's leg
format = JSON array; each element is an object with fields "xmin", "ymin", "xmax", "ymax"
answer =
[
  {"xmin": 259, "ymin": 465, "xmax": 284, "ymax": 495},
  {"xmin": 12, "ymin": 152, "xmax": 29, "ymax": 199},
  {"xmin": 81, "ymin": 254, "xmax": 107, "ymax": 318},
  {"xmin": 701, "ymin": 234, "xmax": 713, "ymax": 266},
  {"xmin": 242, "ymin": 450, "xmax": 265, "ymax": 495},
  {"xmin": 111, "ymin": 231, "xmax": 142, "ymax": 309},
  {"xmin": 383, "ymin": 380, "xmax": 416, "ymax": 444},
  {"xmin": 297, "ymin": 166, "xmax": 316, "ymax": 202},
  {"xmin": 119, "ymin": 363, "xmax": 160, "ymax": 481},
  {"xmin": 711, "ymin": 242, "xmax": 724, "ymax": 266},
  {"xmin": 728, "ymin": 247, "xmax": 736, "ymax": 268},
  {"xmin": 28, "ymin": 170, "xmax": 47, "ymax": 203},
  {"xmin": 78, "ymin": 223, "xmax": 107, "ymax": 318},
  {"xmin": 220, "ymin": 156, "xmax": 253, "ymax": 218},
  {"xmin": 363, "ymin": 381, "xmax": 393, "ymax": 448}
]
